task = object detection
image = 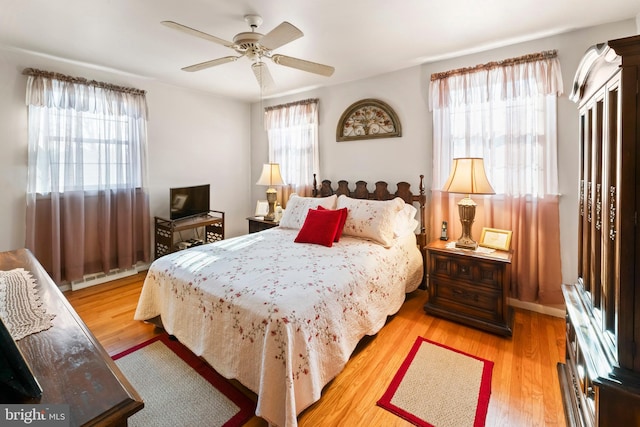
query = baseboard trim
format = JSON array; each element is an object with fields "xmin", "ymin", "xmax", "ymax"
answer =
[
  {"xmin": 70, "ymin": 263, "xmax": 149, "ymax": 291},
  {"xmin": 508, "ymin": 298, "xmax": 565, "ymax": 318}
]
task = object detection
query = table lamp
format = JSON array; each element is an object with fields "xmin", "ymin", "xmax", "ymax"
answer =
[
  {"xmin": 256, "ymin": 163, "xmax": 286, "ymax": 221},
  {"xmin": 442, "ymin": 157, "xmax": 495, "ymax": 250}
]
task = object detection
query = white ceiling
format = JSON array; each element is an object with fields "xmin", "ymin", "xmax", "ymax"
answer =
[{"xmin": 2, "ymin": 0, "xmax": 638, "ymax": 102}]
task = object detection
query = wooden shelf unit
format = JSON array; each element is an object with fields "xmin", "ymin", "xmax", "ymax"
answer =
[{"xmin": 154, "ymin": 210, "xmax": 224, "ymax": 258}]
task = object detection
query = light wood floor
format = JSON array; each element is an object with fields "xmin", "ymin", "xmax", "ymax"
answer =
[{"xmin": 65, "ymin": 272, "xmax": 567, "ymax": 426}]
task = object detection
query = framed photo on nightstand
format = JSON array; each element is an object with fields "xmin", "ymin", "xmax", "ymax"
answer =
[
  {"xmin": 479, "ymin": 227, "xmax": 512, "ymax": 251},
  {"xmin": 255, "ymin": 200, "xmax": 269, "ymax": 217}
]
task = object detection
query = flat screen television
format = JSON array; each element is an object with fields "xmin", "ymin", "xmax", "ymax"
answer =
[{"xmin": 170, "ymin": 184, "xmax": 210, "ymax": 220}]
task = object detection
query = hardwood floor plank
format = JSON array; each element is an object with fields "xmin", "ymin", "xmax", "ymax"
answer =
[{"xmin": 64, "ymin": 272, "xmax": 567, "ymax": 426}]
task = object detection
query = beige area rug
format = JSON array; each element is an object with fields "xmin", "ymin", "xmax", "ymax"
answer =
[
  {"xmin": 113, "ymin": 334, "xmax": 255, "ymax": 427},
  {"xmin": 377, "ymin": 336, "xmax": 493, "ymax": 427}
]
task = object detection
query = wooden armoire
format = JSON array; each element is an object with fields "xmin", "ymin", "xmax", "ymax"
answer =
[{"xmin": 557, "ymin": 34, "xmax": 640, "ymax": 426}]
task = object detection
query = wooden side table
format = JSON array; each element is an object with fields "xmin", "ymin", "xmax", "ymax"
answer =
[
  {"xmin": 424, "ymin": 239, "xmax": 513, "ymax": 337},
  {"xmin": 247, "ymin": 216, "xmax": 279, "ymax": 233}
]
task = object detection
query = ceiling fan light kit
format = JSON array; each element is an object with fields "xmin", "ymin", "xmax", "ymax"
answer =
[
  {"xmin": 162, "ymin": 14, "xmax": 335, "ymax": 89},
  {"xmin": 252, "ymin": 61, "xmax": 275, "ymax": 89}
]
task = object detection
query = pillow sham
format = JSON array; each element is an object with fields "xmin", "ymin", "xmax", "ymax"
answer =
[
  {"xmin": 394, "ymin": 203, "xmax": 419, "ymax": 237},
  {"xmin": 294, "ymin": 208, "xmax": 343, "ymax": 247},
  {"xmin": 279, "ymin": 194, "xmax": 338, "ymax": 229},
  {"xmin": 336, "ymin": 195, "xmax": 405, "ymax": 247},
  {"xmin": 317, "ymin": 206, "xmax": 348, "ymax": 242}
]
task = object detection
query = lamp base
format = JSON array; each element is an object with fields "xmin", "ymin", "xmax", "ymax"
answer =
[
  {"xmin": 455, "ymin": 197, "xmax": 478, "ymax": 250},
  {"xmin": 265, "ymin": 188, "xmax": 277, "ymax": 221},
  {"xmin": 455, "ymin": 235, "xmax": 478, "ymax": 250}
]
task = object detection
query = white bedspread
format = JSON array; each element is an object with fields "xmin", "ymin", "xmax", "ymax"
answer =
[{"xmin": 134, "ymin": 227, "xmax": 423, "ymax": 426}]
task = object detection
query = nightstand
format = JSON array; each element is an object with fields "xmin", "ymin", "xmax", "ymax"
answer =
[
  {"xmin": 247, "ymin": 216, "xmax": 279, "ymax": 233},
  {"xmin": 424, "ymin": 239, "xmax": 513, "ymax": 337}
]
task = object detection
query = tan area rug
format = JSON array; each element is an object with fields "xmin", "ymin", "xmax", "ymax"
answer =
[
  {"xmin": 377, "ymin": 337, "xmax": 493, "ymax": 427},
  {"xmin": 113, "ymin": 334, "xmax": 254, "ymax": 427}
]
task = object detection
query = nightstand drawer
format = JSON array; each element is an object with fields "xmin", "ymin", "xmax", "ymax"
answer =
[
  {"xmin": 431, "ymin": 254, "xmax": 453, "ymax": 276},
  {"xmin": 431, "ymin": 254, "xmax": 502, "ymax": 290},
  {"xmin": 474, "ymin": 261, "xmax": 503, "ymax": 289},
  {"xmin": 452, "ymin": 257, "xmax": 473, "ymax": 281},
  {"xmin": 431, "ymin": 279, "xmax": 500, "ymax": 316}
]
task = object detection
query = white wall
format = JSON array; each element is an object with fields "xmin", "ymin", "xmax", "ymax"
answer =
[
  {"xmin": 145, "ymin": 83, "xmax": 251, "ymax": 238},
  {"xmin": 0, "ymin": 46, "xmax": 251, "ymax": 255},
  {"xmin": 250, "ymin": 19, "xmax": 638, "ymax": 289},
  {"xmin": 251, "ymin": 66, "xmax": 430, "ymax": 204}
]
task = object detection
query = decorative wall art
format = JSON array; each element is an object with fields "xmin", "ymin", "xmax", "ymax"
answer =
[{"xmin": 336, "ymin": 98, "xmax": 402, "ymax": 141}]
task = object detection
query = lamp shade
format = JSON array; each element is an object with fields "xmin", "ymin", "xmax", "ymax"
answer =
[
  {"xmin": 442, "ymin": 157, "xmax": 495, "ymax": 195},
  {"xmin": 256, "ymin": 163, "xmax": 286, "ymax": 187}
]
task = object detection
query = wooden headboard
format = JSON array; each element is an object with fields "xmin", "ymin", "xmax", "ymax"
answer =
[{"xmin": 311, "ymin": 174, "xmax": 427, "ymax": 287}]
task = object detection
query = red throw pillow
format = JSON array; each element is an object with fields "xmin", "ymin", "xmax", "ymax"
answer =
[
  {"xmin": 317, "ymin": 206, "xmax": 348, "ymax": 242},
  {"xmin": 294, "ymin": 208, "xmax": 343, "ymax": 247}
]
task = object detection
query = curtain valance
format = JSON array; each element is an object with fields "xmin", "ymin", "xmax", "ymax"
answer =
[
  {"xmin": 429, "ymin": 51, "xmax": 563, "ymax": 110},
  {"xmin": 23, "ymin": 68, "xmax": 148, "ymax": 119},
  {"xmin": 264, "ymin": 98, "xmax": 319, "ymax": 128}
]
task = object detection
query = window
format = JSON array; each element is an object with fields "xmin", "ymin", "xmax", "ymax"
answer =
[
  {"xmin": 25, "ymin": 69, "xmax": 150, "ymax": 284},
  {"xmin": 33, "ymin": 112, "xmax": 142, "ymax": 193},
  {"xmin": 444, "ymin": 91, "xmax": 557, "ymax": 197},
  {"xmin": 264, "ymin": 98, "xmax": 319, "ymax": 196},
  {"xmin": 27, "ymin": 76, "xmax": 147, "ymax": 195},
  {"xmin": 430, "ymin": 53, "xmax": 562, "ymax": 198}
]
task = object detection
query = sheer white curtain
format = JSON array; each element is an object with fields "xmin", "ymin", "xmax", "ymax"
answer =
[
  {"xmin": 264, "ymin": 99, "xmax": 319, "ymax": 203},
  {"xmin": 429, "ymin": 52, "xmax": 565, "ymax": 304},
  {"xmin": 24, "ymin": 69, "xmax": 150, "ymax": 285}
]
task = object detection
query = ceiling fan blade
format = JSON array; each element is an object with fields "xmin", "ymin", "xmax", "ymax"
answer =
[
  {"xmin": 260, "ymin": 22, "xmax": 303, "ymax": 50},
  {"xmin": 252, "ymin": 62, "xmax": 275, "ymax": 90},
  {"xmin": 271, "ymin": 54, "xmax": 335, "ymax": 77},
  {"xmin": 182, "ymin": 56, "xmax": 239, "ymax": 72},
  {"xmin": 161, "ymin": 20, "xmax": 235, "ymax": 48}
]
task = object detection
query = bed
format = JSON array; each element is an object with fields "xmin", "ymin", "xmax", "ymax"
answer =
[{"xmin": 134, "ymin": 176, "xmax": 427, "ymax": 426}]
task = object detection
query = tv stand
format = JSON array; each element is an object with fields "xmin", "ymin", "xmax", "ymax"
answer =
[{"xmin": 154, "ymin": 210, "xmax": 224, "ymax": 258}]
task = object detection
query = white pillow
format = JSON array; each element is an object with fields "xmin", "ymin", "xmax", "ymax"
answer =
[
  {"xmin": 278, "ymin": 194, "xmax": 338, "ymax": 229},
  {"xmin": 394, "ymin": 203, "xmax": 419, "ymax": 238},
  {"xmin": 337, "ymin": 195, "xmax": 405, "ymax": 247}
]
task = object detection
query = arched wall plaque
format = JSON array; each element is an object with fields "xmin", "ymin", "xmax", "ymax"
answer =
[{"xmin": 336, "ymin": 98, "xmax": 402, "ymax": 141}]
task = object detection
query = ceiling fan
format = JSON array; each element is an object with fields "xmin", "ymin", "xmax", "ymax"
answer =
[{"xmin": 162, "ymin": 15, "xmax": 335, "ymax": 90}]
